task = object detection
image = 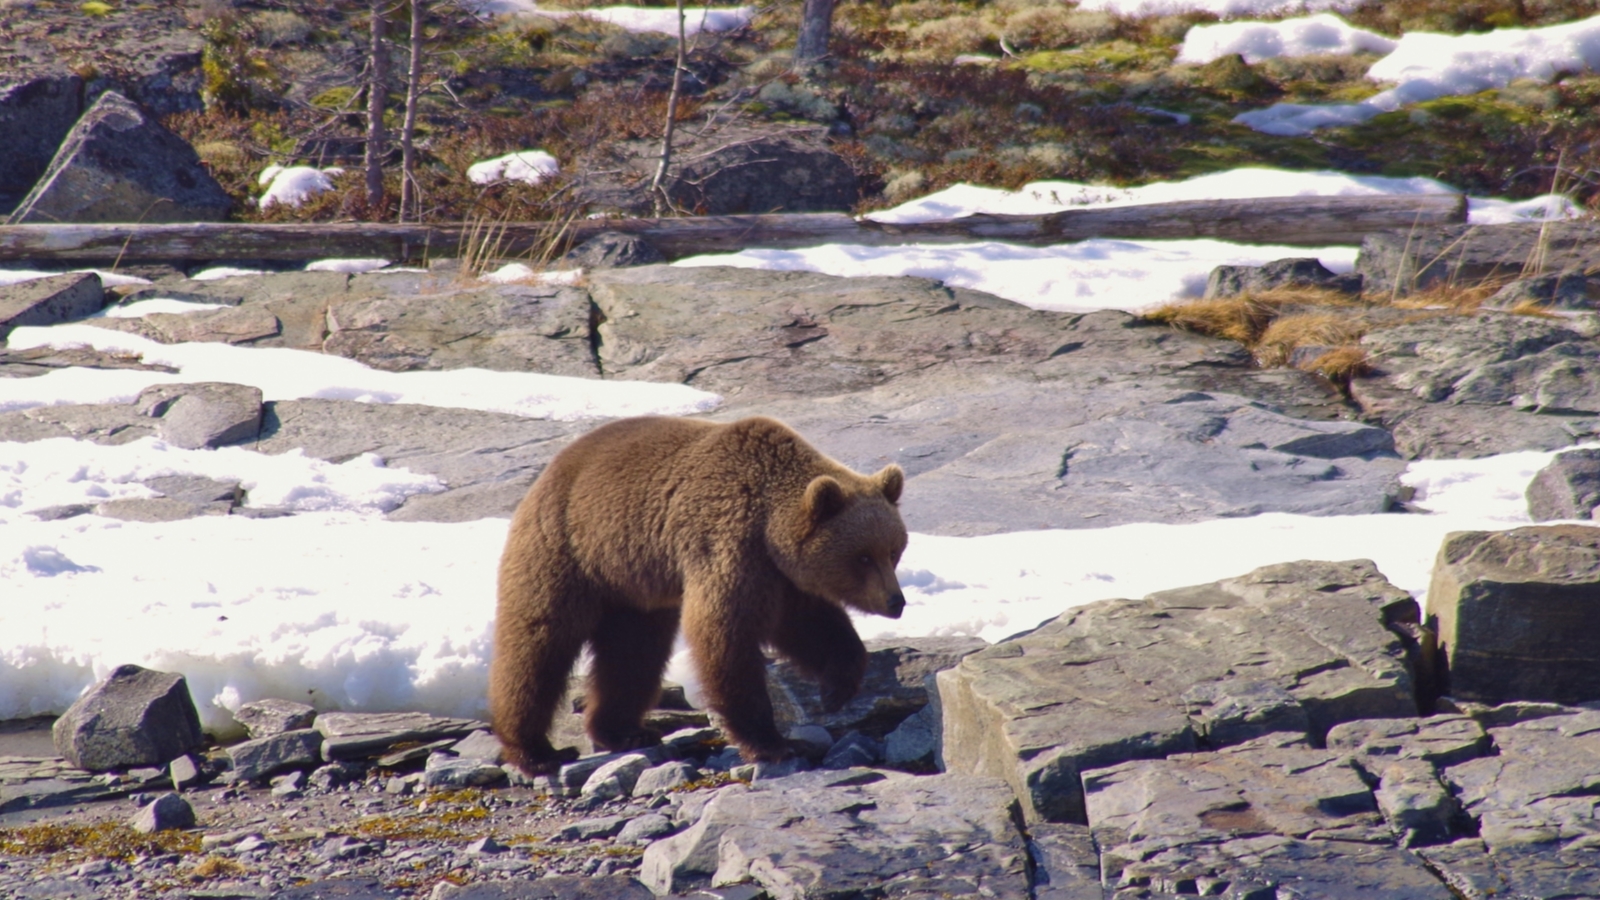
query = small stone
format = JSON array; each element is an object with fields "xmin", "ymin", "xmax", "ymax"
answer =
[
  {"xmin": 232, "ymin": 698, "xmax": 317, "ymax": 739},
  {"xmin": 270, "ymin": 770, "xmax": 305, "ymax": 797},
  {"xmin": 557, "ymin": 814, "xmax": 628, "ymax": 841},
  {"xmin": 580, "ymin": 752, "xmax": 653, "ymax": 800},
  {"xmin": 821, "ymin": 731, "xmax": 882, "ymax": 769},
  {"xmin": 226, "ymin": 728, "xmax": 322, "ymax": 782},
  {"xmin": 168, "ymin": 754, "xmax": 204, "ymax": 790},
  {"xmin": 385, "ymin": 774, "xmax": 420, "ymax": 795},
  {"xmin": 701, "ymin": 747, "xmax": 742, "ymax": 772},
  {"xmin": 448, "ymin": 730, "xmax": 505, "ymax": 763},
  {"xmin": 633, "ymin": 760, "xmax": 698, "ymax": 796},
  {"xmin": 130, "ymin": 792, "xmax": 195, "ymax": 833},
  {"xmin": 307, "ymin": 760, "xmax": 365, "ymax": 792},
  {"xmin": 785, "ymin": 724, "xmax": 833, "ymax": 759},
  {"xmin": 421, "ymin": 753, "xmax": 506, "ymax": 789},
  {"xmin": 466, "ymin": 836, "xmax": 508, "ymax": 855},
  {"xmin": 752, "ymin": 756, "xmax": 812, "ymax": 781},
  {"xmin": 617, "ymin": 813, "xmax": 675, "ymax": 844},
  {"xmin": 315, "ymin": 835, "xmax": 374, "ymax": 862},
  {"xmin": 660, "ymin": 727, "xmax": 721, "ymax": 757}
]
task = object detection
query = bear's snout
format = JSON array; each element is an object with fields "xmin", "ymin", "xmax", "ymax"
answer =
[{"xmin": 885, "ymin": 590, "xmax": 905, "ymax": 618}]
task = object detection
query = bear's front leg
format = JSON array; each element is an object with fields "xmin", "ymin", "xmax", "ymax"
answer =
[
  {"xmin": 682, "ymin": 575, "xmax": 790, "ymax": 762},
  {"xmin": 771, "ymin": 590, "xmax": 868, "ymax": 714}
]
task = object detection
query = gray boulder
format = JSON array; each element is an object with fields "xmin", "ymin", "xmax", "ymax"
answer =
[
  {"xmin": 1486, "ymin": 272, "xmax": 1595, "ymax": 310},
  {"xmin": 558, "ymin": 231, "xmax": 665, "ymax": 269},
  {"xmin": 640, "ymin": 770, "xmax": 1029, "ymax": 898},
  {"xmin": 52, "ymin": 664, "xmax": 205, "ymax": 772},
  {"xmin": 232, "ymin": 698, "xmax": 317, "ymax": 739},
  {"xmin": 0, "ymin": 73, "xmax": 83, "ymax": 211},
  {"xmin": 226, "ymin": 729, "xmax": 323, "ymax": 782},
  {"xmin": 766, "ymin": 636, "xmax": 985, "ymax": 737},
  {"xmin": 129, "ymin": 791, "xmax": 195, "ymax": 833},
  {"xmin": 135, "ymin": 382, "xmax": 264, "ymax": 450},
  {"xmin": 1427, "ymin": 524, "xmax": 1600, "ymax": 704},
  {"xmin": 8, "ymin": 91, "xmax": 230, "ymax": 224},
  {"xmin": 937, "ymin": 559, "xmax": 1419, "ymax": 823},
  {"xmin": 1358, "ymin": 222, "xmax": 1600, "ymax": 297},
  {"xmin": 0, "ymin": 272, "xmax": 104, "ymax": 338},
  {"xmin": 1204, "ymin": 257, "xmax": 1363, "ymax": 299},
  {"xmin": 1526, "ymin": 448, "xmax": 1600, "ymax": 520},
  {"xmin": 632, "ymin": 760, "xmax": 698, "ymax": 796}
]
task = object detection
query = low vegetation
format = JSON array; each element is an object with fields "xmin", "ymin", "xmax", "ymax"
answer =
[{"xmin": 61, "ymin": 0, "xmax": 1587, "ymax": 221}]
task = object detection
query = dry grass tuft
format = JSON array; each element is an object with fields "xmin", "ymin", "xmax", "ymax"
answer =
[
  {"xmin": 1254, "ymin": 312, "xmax": 1368, "ymax": 367},
  {"xmin": 1298, "ymin": 346, "xmax": 1372, "ymax": 383},
  {"xmin": 188, "ymin": 855, "xmax": 249, "ymax": 879},
  {"xmin": 1143, "ymin": 295, "xmax": 1282, "ymax": 344},
  {"xmin": 1390, "ymin": 280, "xmax": 1507, "ymax": 313}
]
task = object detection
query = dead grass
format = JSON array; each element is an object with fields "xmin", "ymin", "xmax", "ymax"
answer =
[
  {"xmin": 1143, "ymin": 295, "xmax": 1283, "ymax": 344},
  {"xmin": 1254, "ymin": 312, "xmax": 1369, "ymax": 367},
  {"xmin": 1145, "ymin": 278, "xmax": 1556, "ymax": 387},
  {"xmin": 1298, "ymin": 345, "xmax": 1372, "ymax": 382}
]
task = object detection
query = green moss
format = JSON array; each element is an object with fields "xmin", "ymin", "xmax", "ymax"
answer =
[
  {"xmin": 311, "ymin": 86, "xmax": 359, "ymax": 110},
  {"xmin": 1016, "ymin": 40, "xmax": 1171, "ymax": 74},
  {"xmin": 81, "ymin": 0, "xmax": 113, "ymax": 15},
  {"xmin": 0, "ymin": 822, "xmax": 200, "ymax": 862}
]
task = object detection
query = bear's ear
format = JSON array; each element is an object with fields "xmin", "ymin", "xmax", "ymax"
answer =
[
  {"xmin": 804, "ymin": 475, "xmax": 848, "ymax": 524},
  {"xmin": 876, "ymin": 465, "xmax": 904, "ymax": 505}
]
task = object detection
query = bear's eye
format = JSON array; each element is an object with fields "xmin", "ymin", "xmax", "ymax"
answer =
[{"xmin": 860, "ymin": 555, "xmax": 872, "ymax": 566}]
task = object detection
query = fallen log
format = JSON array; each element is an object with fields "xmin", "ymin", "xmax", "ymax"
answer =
[{"xmin": 0, "ymin": 194, "xmax": 1465, "ymax": 263}]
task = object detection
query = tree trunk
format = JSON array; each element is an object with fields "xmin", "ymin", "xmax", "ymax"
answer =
[
  {"xmin": 399, "ymin": 0, "xmax": 425, "ymax": 223},
  {"xmin": 0, "ymin": 195, "xmax": 1470, "ymax": 263},
  {"xmin": 794, "ymin": 0, "xmax": 837, "ymax": 62},
  {"xmin": 649, "ymin": 0, "xmax": 688, "ymax": 217},
  {"xmin": 365, "ymin": 0, "xmax": 390, "ymax": 214}
]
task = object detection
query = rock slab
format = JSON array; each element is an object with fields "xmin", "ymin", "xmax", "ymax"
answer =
[
  {"xmin": 937, "ymin": 559, "xmax": 1420, "ymax": 823},
  {"xmin": 0, "ymin": 272, "xmax": 104, "ymax": 338},
  {"xmin": 1427, "ymin": 524, "xmax": 1600, "ymax": 704},
  {"xmin": 641, "ymin": 769, "xmax": 1029, "ymax": 898},
  {"xmin": 52, "ymin": 664, "xmax": 205, "ymax": 772}
]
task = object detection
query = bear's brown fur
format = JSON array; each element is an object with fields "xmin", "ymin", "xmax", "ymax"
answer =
[{"xmin": 490, "ymin": 415, "xmax": 907, "ymax": 773}]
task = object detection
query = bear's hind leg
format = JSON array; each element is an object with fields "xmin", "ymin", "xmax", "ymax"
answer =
[
  {"xmin": 771, "ymin": 591, "xmax": 868, "ymax": 714},
  {"xmin": 585, "ymin": 605, "xmax": 681, "ymax": 752},
  {"xmin": 491, "ymin": 569, "xmax": 599, "ymax": 776}
]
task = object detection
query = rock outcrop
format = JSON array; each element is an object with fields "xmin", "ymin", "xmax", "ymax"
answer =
[
  {"xmin": 1427, "ymin": 524, "xmax": 1600, "ymax": 704},
  {"xmin": 937, "ymin": 559, "xmax": 1420, "ymax": 823}
]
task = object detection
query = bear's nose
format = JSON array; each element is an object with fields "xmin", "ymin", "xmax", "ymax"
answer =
[{"xmin": 886, "ymin": 590, "xmax": 905, "ymax": 618}]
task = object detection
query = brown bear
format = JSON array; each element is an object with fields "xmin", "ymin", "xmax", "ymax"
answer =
[{"xmin": 490, "ymin": 415, "xmax": 907, "ymax": 774}]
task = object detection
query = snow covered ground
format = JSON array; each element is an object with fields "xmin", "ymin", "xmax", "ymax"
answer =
[
  {"xmin": 1, "ymin": 167, "xmax": 1588, "ymax": 732},
  {"xmin": 464, "ymin": 0, "xmax": 753, "ymax": 36},
  {"xmin": 1226, "ymin": 13, "xmax": 1600, "ymax": 136},
  {"xmin": 681, "ymin": 167, "xmax": 1574, "ymax": 313}
]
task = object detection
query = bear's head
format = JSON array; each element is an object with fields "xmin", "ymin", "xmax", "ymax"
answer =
[{"xmin": 777, "ymin": 465, "xmax": 909, "ymax": 618}]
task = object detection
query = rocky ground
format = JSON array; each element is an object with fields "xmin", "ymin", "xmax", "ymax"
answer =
[{"xmin": 4, "ymin": 219, "xmax": 1600, "ymax": 897}]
